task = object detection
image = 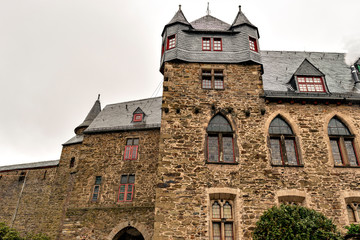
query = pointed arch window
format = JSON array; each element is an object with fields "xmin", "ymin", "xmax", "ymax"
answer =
[
  {"xmin": 211, "ymin": 200, "xmax": 234, "ymax": 240},
  {"xmin": 269, "ymin": 117, "xmax": 300, "ymax": 166},
  {"xmin": 207, "ymin": 115, "xmax": 235, "ymax": 163},
  {"xmin": 328, "ymin": 117, "xmax": 359, "ymax": 166}
]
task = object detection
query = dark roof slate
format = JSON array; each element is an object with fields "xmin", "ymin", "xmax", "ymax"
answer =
[
  {"xmin": 294, "ymin": 59, "xmax": 324, "ymax": 76},
  {"xmin": 75, "ymin": 99, "xmax": 101, "ymax": 132},
  {"xmin": 230, "ymin": 6, "xmax": 256, "ymax": 29},
  {"xmin": 85, "ymin": 97, "xmax": 162, "ymax": 133},
  {"xmin": 191, "ymin": 15, "xmax": 231, "ymax": 31},
  {"xmin": 261, "ymin": 51, "xmax": 355, "ymax": 96},
  {"xmin": 0, "ymin": 160, "xmax": 59, "ymax": 172},
  {"xmin": 162, "ymin": 6, "xmax": 191, "ymax": 35},
  {"xmin": 63, "ymin": 134, "xmax": 84, "ymax": 146}
]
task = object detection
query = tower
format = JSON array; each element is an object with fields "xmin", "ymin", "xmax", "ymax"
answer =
[{"xmin": 155, "ymin": 6, "xmax": 265, "ymax": 239}]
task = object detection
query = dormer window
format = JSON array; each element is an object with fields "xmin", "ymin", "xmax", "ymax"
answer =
[
  {"xmin": 167, "ymin": 35, "xmax": 176, "ymax": 50},
  {"xmin": 249, "ymin": 37, "xmax": 258, "ymax": 52},
  {"xmin": 213, "ymin": 38, "xmax": 222, "ymax": 51},
  {"xmin": 202, "ymin": 38, "xmax": 211, "ymax": 51},
  {"xmin": 133, "ymin": 113, "xmax": 143, "ymax": 122},
  {"xmin": 297, "ymin": 76, "xmax": 325, "ymax": 92}
]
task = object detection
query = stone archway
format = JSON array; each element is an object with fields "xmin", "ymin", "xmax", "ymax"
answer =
[{"xmin": 113, "ymin": 226, "xmax": 145, "ymax": 240}]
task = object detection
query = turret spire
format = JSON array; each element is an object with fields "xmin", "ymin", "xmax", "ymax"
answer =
[{"xmin": 74, "ymin": 96, "xmax": 102, "ymax": 134}]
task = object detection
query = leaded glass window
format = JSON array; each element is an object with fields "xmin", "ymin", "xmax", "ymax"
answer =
[
  {"xmin": 207, "ymin": 115, "xmax": 235, "ymax": 163},
  {"xmin": 269, "ymin": 116, "xmax": 300, "ymax": 166},
  {"xmin": 328, "ymin": 117, "xmax": 359, "ymax": 166},
  {"xmin": 211, "ymin": 200, "xmax": 234, "ymax": 240}
]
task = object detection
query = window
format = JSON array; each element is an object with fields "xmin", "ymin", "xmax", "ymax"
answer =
[
  {"xmin": 118, "ymin": 174, "xmax": 135, "ymax": 202},
  {"xmin": 202, "ymin": 69, "xmax": 224, "ymax": 90},
  {"xmin": 249, "ymin": 37, "xmax": 258, "ymax": 52},
  {"xmin": 207, "ymin": 115, "xmax": 235, "ymax": 163},
  {"xmin": 167, "ymin": 35, "xmax": 176, "ymax": 50},
  {"xmin": 70, "ymin": 157, "xmax": 75, "ymax": 168},
  {"xmin": 202, "ymin": 38, "xmax": 211, "ymax": 51},
  {"xmin": 297, "ymin": 76, "xmax": 325, "ymax": 92},
  {"xmin": 213, "ymin": 38, "xmax": 222, "ymax": 51},
  {"xmin": 124, "ymin": 138, "xmax": 139, "ymax": 160},
  {"xmin": 347, "ymin": 202, "xmax": 360, "ymax": 223},
  {"xmin": 19, "ymin": 172, "xmax": 26, "ymax": 182},
  {"xmin": 91, "ymin": 176, "xmax": 102, "ymax": 202},
  {"xmin": 328, "ymin": 117, "xmax": 359, "ymax": 166},
  {"xmin": 211, "ymin": 200, "xmax": 234, "ymax": 240},
  {"xmin": 269, "ymin": 117, "xmax": 300, "ymax": 166},
  {"xmin": 133, "ymin": 113, "xmax": 143, "ymax": 122}
]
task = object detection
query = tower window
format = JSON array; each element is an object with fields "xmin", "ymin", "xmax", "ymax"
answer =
[
  {"xmin": 202, "ymin": 69, "xmax": 224, "ymax": 90},
  {"xmin": 297, "ymin": 76, "xmax": 325, "ymax": 92},
  {"xmin": 211, "ymin": 200, "xmax": 234, "ymax": 240},
  {"xmin": 213, "ymin": 38, "xmax": 222, "ymax": 51},
  {"xmin": 167, "ymin": 35, "xmax": 176, "ymax": 50},
  {"xmin": 124, "ymin": 138, "xmax": 139, "ymax": 160},
  {"xmin": 202, "ymin": 38, "xmax": 211, "ymax": 51},
  {"xmin": 207, "ymin": 115, "xmax": 235, "ymax": 163},
  {"xmin": 91, "ymin": 176, "xmax": 102, "ymax": 202},
  {"xmin": 118, "ymin": 174, "xmax": 135, "ymax": 202},
  {"xmin": 328, "ymin": 117, "xmax": 359, "ymax": 166},
  {"xmin": 249, "ymin": 37, "xmax": 258, "ymax": 52},
  {"xmin": 19, "ymin": 172, "xmax": 26, "ymax": 182},
  {"xmin": 269, "ymin": 117, "xmax": 300, "ymax": 166},
  {"xmin": 70, "ymin": 157, "xmax": 75, "ymax": 168}
]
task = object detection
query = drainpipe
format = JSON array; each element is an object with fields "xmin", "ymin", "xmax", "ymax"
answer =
[{"xmin": 11, "ymin": 171, "xmax": 28, "ymax": 227}]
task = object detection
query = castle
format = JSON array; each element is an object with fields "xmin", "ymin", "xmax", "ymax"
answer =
[{"xmin": 1, "ymin": 5, "xmax": 360, "ymax": 240}]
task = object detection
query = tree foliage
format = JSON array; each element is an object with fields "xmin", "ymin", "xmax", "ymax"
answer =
[
  {"xmin": 253, "ymin": 204, "xmax": 343, "ymax": 240},
  {"xmin": 0, "ymin": 222, "xmax": 50, "ymax": 240}
]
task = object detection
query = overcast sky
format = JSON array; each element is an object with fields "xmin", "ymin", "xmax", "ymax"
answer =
[{"xmin": 0, "ymin": 0, "xmax": 359, "ymax": 166}]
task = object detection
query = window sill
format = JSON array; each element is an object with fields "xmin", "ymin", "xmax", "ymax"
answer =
[
  {"xmin": 334, "ymin": 165, "xmax": 360, "ymax": 168},
  {"xmin": 271, "ymin": 164, "xmax": 304, "ymax": 168},
  {"xmin": 201, "ymin": 88, "xmax": 225, "ymax": 91},
  {"xmin": 206, "ymin": 162, "xmax": 238, "ymax": 165}
]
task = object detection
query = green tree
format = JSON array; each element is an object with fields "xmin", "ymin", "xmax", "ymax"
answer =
[
  {"xmin": 253, "ymin": 204, "xmax": 343, "ymax": 240},
  {"xmin": 0, "ymin": 222, "xmax": 50, "ymax": 240}
]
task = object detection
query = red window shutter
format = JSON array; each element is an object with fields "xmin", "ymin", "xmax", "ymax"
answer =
[{"xmin": 124, "ymin": 146, "xmax": 131, "ymax": 160}]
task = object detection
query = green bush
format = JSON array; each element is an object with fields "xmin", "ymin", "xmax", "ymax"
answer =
[
  {"xmin": 253, "ymin": 204, "xmax": 343, "ymax": 240},
  {"xmin": 345, "ymin": 224, "xmax": 360, "ymax": 235},
  {"xmin": 0, "ymin": 222, "xmax": 50, "ymax": 240}
]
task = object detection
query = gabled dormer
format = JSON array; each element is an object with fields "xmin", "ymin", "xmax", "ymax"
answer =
[
  {"xmin": 132, "ymin": 107, "xmax": 145, "ymax": 123},
  {"xmin": 160, "ymin": 5, "xmax": 262, "ymax": 73},
  {"xmin": 288, "ymin": 59, "xmax": 328, "ymax": 93}
]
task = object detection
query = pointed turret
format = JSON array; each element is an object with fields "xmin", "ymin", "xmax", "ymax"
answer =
[
  {"xmin": 230, "ymin": 6, "xmax": 257, "ymax": 30},
  {"xmin": 161, "ymin": 5, "xmax": 192, "ymax": 36},
  {"xmin": 74, "ymin": 95, "xmax": 102, "ymax": 134}
]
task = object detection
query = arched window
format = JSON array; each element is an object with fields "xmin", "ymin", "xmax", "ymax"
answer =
[
  {"xmin": 328, "ymin": 117, "xmax": 359, "ymax": 166},
  {"xmin": 211, "ymin": 200, "xmax": 234, "ymax": 240},
  {"xmin": 269, "ymin": 116, "xmax": 300, "ymax": 166},
  {"xmin": 207, "ymin": 115, "xmax": 235, "ymax": 163}
]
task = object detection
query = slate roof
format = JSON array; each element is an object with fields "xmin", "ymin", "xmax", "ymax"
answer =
[
  {"xmin": 75, "ymin": 98, "xmax": 101, "ymax": 132},
  {"xmin": 162, "ymin": 6, "xmax": 192, "ymax": 35},
  {"xmin": 63, "ymin": 134, "xmax": 84, "ymax": 146},
  {"xmin": 230, "ymin": 6, "xmax": 257, "ymax": 29},
  {"xmin": 85, "ymin": 97, "xmax": 162, "ymax": 133},
  {"xmin": 191, "ymin": 15, "xmax": 231, "ymax": 31},
  {"xmin": 261, "ymin": 51, "xmax": 359, "ymax": 98},
  {"xmin": 0, "ymin": 160, "xmax": 59, "ymax": 172}
]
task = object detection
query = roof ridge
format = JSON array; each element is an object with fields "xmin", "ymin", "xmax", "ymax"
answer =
[{"xmin": 106, "ymin": 96, "xmax": 162, "ymax": 107}]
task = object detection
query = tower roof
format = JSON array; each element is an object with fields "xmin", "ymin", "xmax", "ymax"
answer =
[
  {"xmin": 162, "ymin": 5, "xmax": 191, "ymax": 35},
  {"xmin": 75, "ymin": 96, "xmax": 101, "ymax": 133},
  {"xmin": 230, "ymin": 6, "xmax": 259, "ymax": 36},
  {"xmin": 191, "ymin": 15, "xmax": 231, "ymax": 31}
]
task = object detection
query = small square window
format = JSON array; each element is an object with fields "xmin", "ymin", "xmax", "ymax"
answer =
[
  {"xmin": 202, "ymin": 38, "xmax": 211, "ymax": 51},
  {"xmin": 133, "ymin": 113, "xmax": 143, "ymax": 122},
  {"xmin": 249, "ymin": 37, "xmax": 258, "ymax": 52},
  {"xmin": 213, "ymin": 38, "xmax": 222, "ymax": 51},
  {"xmin": 167, "ymin": 35, "xmax": 176, "ymax": 50},
  {"xmin": 202, "ymin": 69, "xmax": 224, "ymax": 90}
]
